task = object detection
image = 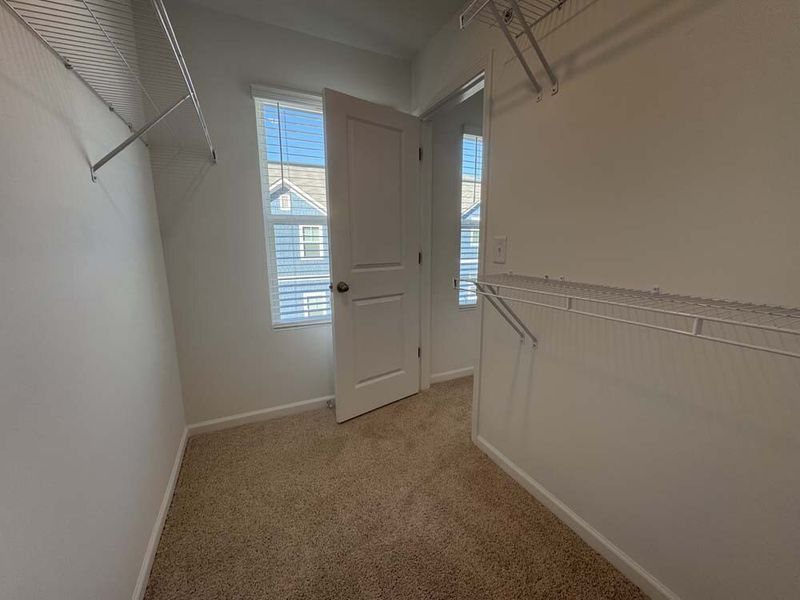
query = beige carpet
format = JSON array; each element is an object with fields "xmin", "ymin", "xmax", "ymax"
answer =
[{"xmin": 145, "ymin": 377, "xmax": 647, "ymax": 600}]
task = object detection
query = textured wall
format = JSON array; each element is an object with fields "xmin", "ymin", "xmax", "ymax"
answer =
[{"xmin": 0, "ymin": 8, "xmax": 186, "ymax": 600}]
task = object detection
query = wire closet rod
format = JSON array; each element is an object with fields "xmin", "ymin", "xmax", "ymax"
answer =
[{"xmin": 456, "ymin": 274, "xmax": 800, "ymax": 359}]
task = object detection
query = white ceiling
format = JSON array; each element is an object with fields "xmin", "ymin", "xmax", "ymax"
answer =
[{"xmin": 183, "ymin": 0, "xmax": 468, "ymax": 59}]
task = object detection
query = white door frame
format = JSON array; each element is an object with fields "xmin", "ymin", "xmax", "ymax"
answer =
[{"xmin": 416, "ymin": 52, "xmax": 493, "ymax": 443}]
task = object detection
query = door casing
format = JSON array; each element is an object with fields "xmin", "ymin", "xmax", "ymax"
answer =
[{"xmin": 416, "ymin": 52, "xmax": 493, "ymax": 443}]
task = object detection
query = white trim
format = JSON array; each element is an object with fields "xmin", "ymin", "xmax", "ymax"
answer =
[
  {"xmin": 132, "ymin": 427, "xmax": 189, "ymax": 600},
  {"xmin": 251, "ymin": 83, "xmax": 322, "ymax": 110},
  {"xmin": 430, "ymin": 366, "xmax": 474, "ymax": 384},
  {"xmin": 463, "ymin": 124, "xmax": 483, "ymax": 137},
  {"xmin": 277, "ymin": 192, "xmax": 291, "ymax": 211},
  {"xmin": 418, "ymin": 70, "xmax": 485, "ymax": 121},
  {"xmin": 187, "ymin": 395, "xmax": 333, "ymax": 436},
  {"xmin": 472, "ymin": 50, "xmax": 494, "ymax": 443},
  {"xmin": 475, "ymin": 436, "xmax": 680, "ymax": 600},
  {"xmin": 418, "ymin": 52, "xmax": 492, "ymax": 394},
  {"xmin": 419, "ymin": 120, "xmax": 433, "ymax": 391},
  {"xmin": 416, "ymin": 55, "xmax": 488, "ymax": 118}
]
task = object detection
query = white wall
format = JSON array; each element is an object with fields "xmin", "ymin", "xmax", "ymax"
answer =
[
  {"xmin": 413, "ymin": 1, "xmax": 800, "ymax": 599},
  {"xmin": 0, "ymin": 9, "xmax": 186, "ymax": 600},
  {"xmin": 429, "ymin": 92, "xmax": 483, "ymax": 379},
  {"xmin": 156, "ymin": 0, "xmax": 412, "ymax": 424}
]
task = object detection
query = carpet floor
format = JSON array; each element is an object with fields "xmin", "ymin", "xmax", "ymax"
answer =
[{"xmin": 145, "ymin": 377, "xmax": 647, "ymax": 600}]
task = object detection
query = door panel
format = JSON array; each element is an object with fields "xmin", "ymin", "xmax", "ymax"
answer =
[
  {"xmin": 348, "ymin": 119, "xmax": 404, "ymax": 267},
  {"xmin": 353, "ymin": 295, "xmax": 405, "ymax": 385},
  {"xmin": 324, "ymin": 89, "xmax": 420, "ymax": 423}
]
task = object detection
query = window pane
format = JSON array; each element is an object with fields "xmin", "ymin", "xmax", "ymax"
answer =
[
  {"xmin": 255, "ymin": 97, "xmax": 332, "ymax": 325},
  {"xmin": 301, "ymin": 225, "xmax": 324, "ymax": 259},
  {"xmin": 459, "ymin": 133, "xmax": 482, "ymax": 306}
]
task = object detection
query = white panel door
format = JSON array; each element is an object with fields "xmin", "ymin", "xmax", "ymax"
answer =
[{"xmin": 324, "ymin": 89, "xmax": 420, "ymax": 423}]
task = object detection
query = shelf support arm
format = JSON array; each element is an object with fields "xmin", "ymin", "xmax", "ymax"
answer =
[
  {"xmin": 486, "ymin": 284, "xmax": 539, "ymax": 346},
  {"xmin": 508, "ymin": 0, "xmax": 559, "ymax": 95},
  {"xmin": 474, "ymin": 282, "xmax": 527, "ymax": 342},
  {"xmin": 91, "ymin": 93, "xmax": 190, "ymax": 180},
  {"xmin": 488, "ymin": 0, "xmax": 544, "ymax": 101}
]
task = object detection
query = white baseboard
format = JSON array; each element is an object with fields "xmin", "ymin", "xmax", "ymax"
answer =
[
  {"xmin": 475, "ymin": 436, "xmax": 679, "ymax": 600},
  {"xmin": 187, "ymin": 394, "xmax": 333, "ymax": 436},
  {"xmin": 132, "ymin": 426, "xmax": 189, "ymax": 600},
  {"xmin": 430, "ymin": 366, "xmax": 474, "ymax": 384}
]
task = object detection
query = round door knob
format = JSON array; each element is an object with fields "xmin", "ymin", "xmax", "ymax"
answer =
[{"xmin": 336, "ymin": 281, "xmax": 350, "ymax": 293}]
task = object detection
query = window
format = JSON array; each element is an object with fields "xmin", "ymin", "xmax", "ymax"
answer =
[
  {"xmin": 459, "ymin": 132, "xmax": 483, "ymax": 306},
  {"xmin": 299, "ymin": 225, "xmax": 324, "ymax": 259},
  {"xmin": 302, "ymin": 291, "xmax": 330, "ymax": 319},
  {"xmin": 254, "ymin": 92, "xmax": 331, "ymax": 326}
]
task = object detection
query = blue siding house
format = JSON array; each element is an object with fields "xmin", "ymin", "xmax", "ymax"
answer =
[{"xmin": 265, "ymin": 174, "xmax": 332, "ymax": 324}]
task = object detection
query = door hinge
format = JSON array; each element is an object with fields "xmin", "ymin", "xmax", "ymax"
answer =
[
  {"xmin": 418, "ymin": 251, "xmax": 422, "ymax": 265},
  {"xmin": 419, "ymin": 146, "xmax": 423, "ymax": 161},
  {"xmin": 418, "ymin": 347, "xmax": 421, "ymax": 358}
]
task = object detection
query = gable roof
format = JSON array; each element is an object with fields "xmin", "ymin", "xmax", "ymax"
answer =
[
  {"xmin": 267, "ymin": 161, "xmax": 479, "ymax": 219},
  {"xmin": 269, "ymin": 179, "xmax": 327, "ymax": 215},
  {"xmin": 462, "ymin": 202, "xmax": 480, "ymax": 219},
  {"xmin": 267, "ymin": 162, "xmax": 328, "ymax": 214}
]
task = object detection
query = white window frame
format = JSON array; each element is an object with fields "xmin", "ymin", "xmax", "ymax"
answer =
[
  {"xmin": 253, "ymin": 85, "xmax": 332, "ymax": 328},
  {"xmin": 278, "ymin": 192, "xmax": 291, "ymax": 211}
]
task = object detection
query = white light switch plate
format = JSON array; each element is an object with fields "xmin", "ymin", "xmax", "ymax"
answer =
[{"xmin": 492, "ymin": 236, "xmax": 507, "ymax": 264}]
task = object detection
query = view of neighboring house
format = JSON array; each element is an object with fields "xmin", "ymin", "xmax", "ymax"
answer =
[
  {"xmin": 265, "ymin": 167, "xmax": 331, "ymax": 325},
  {"xmin": 459, "ymin": 198, "xmax": 481, "ymax": 305},
  {"xmin": 257, "ymin": 101, "xmax": 333, "ymax": 326},
  {"xmin": 459, "ymin": 133, "xmax": 483, "ymax": 305}
]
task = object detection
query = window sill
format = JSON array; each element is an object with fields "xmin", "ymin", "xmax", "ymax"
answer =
[{"xmin": 273, "ymin": 319, "xmax": 332, "ymax": 331}]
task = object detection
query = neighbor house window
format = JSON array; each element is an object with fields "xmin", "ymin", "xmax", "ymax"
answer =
[
  {"xmin": 302, "ymin": 291, "xmax": 329, "ymax": 319},
  {"xmin": 254, "ymin": 92, "xmax": 331, "ymax": 326},
  {"xmin": 299, "ymin": 225, "xmax": 324, "ymax": 259},
  {"xmin": 459, "ymin": 132, "xmax": 482, "ymax": 306}
]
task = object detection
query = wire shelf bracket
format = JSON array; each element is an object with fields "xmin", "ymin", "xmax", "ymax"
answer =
[
  {"xmin": 460, "ymin": 0, "xmax": 563, "ymax": 101},
  {"xmin": 90, "ymin": 92, "xmax": 190, "ymax": 180},
  {"xmin": 470, "ymin": 280, "xmax": 538, "ymax": 346},
  {"xmin": 457, "ymin": 273, "xmax": 800, "ymax": 360},
  {"xmin": 1, "ymin": 0, "xmax": 216, "ymax": 180}
]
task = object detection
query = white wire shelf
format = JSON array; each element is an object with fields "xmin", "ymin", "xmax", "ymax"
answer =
[
  {"xmin": 1, "ymin": 0, "xmax": 216, "ymax": 179},
  {"xmin": 460, "ymin": 0, "xmax": 565, "ymax": 99},
  {"xmin": 456, "ymin": 273, "xmax": 800, "ymax": 359},
  {"xmin": 461, "ymin": 0, "xmax": 565, "ymax": 34}
]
